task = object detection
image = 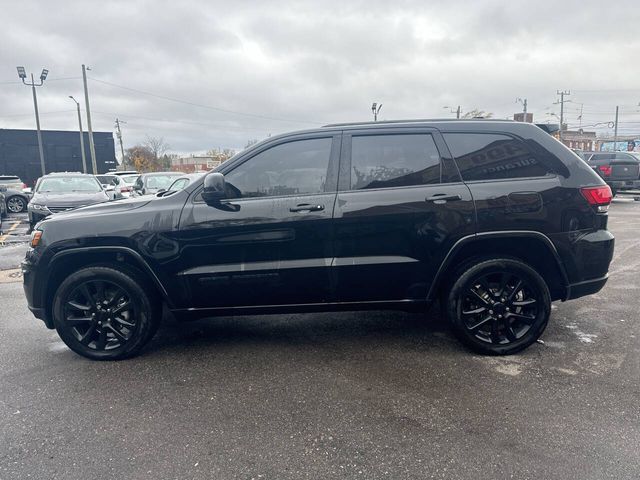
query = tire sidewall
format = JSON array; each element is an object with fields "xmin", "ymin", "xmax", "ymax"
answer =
[
  {"xmin": 53, "ymin": 266, "xmax": 156, "ymax": 360},
  {"xmin": 446, "ymin": 258, "xmax": 551, "ymax": 355}
]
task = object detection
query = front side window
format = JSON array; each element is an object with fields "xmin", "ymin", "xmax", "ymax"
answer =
[
  {"xmin": 350, "ymin": 134, "xmax": 442, "ymax": 190},
  {"xmin": 444, "ymin": 133, "xmax": 553, "ymax": 181},
  {"xmin": 225, "ymin": 137, "xmax": 332, "ymax": 198}
]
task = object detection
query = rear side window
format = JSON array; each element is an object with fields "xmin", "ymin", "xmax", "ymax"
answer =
[
  {"xmin": 350, "ymin": 134, "xmax": 441, "ymax": 189},
  {"xmin": 444, "ymin": 133, "xmax": 553, "ymax": 181}
]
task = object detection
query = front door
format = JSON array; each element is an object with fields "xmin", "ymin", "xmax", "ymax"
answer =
[
  {"xmin": 177, "ymin": 133, "xmax": 340, "ymax": 309},
  {"xmin": 332, "ymin": 128, "xmax": 475, "ymax": 303}
]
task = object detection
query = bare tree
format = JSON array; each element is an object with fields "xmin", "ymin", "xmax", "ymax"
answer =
[
  {"xmin": 144, "ymin": 136, "xmax": 171, "ymax": 163},
  {"xmin": 462, "ymin": 109, "xmax": 493, "ymax": 119}
]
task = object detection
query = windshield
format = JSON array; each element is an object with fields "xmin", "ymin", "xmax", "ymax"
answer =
[
  {"xmin": 146, "ymin": 175, "xmax": 181, "ymax": 190},
  {"xmin": 121, "ymin": 174, "xmax": 139, "ymax": 185},
  {"xmin": 37, "ymin": 176, "xmax": 102, "ymax": 193},
  {"xmin": 96, "ymin": 175, "xmax": 117, "ymax": 185}
]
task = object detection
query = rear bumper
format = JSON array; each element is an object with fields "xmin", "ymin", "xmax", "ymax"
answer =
[
  {"xmin": 608, "ymin": 180, "xmax": 640, "ymax": 190},
  {"xmin": 550, "ymin": 229, "xmax": 614, "ymax": 300},
  {"xmin": 565, "ymin": 275, "xmax": 608, "ymax": 300}
]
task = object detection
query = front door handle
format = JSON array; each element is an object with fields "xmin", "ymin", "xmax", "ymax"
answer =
[
  {"xmin": 426, "ymin": 194, "xmax": 462, "ymax": 203},
  {"xmin": 290, "ymin": 203, "xmax": 325, "ymax": 212}
]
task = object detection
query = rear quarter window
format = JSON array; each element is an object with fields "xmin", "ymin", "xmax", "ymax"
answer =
[{"xmin": 444, "ymin": 133, "xmax": 556, "ymax": 181}]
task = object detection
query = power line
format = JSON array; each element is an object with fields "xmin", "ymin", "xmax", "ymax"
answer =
[
  {"xmin": 91, "ymin": 110, "xmax": 272, "ymax": 133},
  {"xmin": 87, "ymin": 77, "xmax": 324, "ymax": 126},
  {"xmin": 0, "ymin": 109, "xmax": 76, "ymax": 119},
  {"xmin": 0, "ymin": 76, "xmax": 81, "ymax": 85}
]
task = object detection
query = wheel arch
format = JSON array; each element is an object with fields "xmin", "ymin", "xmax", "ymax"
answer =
[
  {"xmin": 429, "ymin": 231, "xmax": 569, "ymax": 302},
  {"xmin": 42, "ymin": 247, "xmax": 172, "ymax": 328}
]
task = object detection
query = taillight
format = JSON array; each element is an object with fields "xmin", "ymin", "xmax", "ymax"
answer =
[
  {"xmin": 581, "ymin": 185, "xmax": 612, "ymax": 212},
  {"xmin": 120, "ymin": 186, "xmax": 131, "ymax": 192},
  {"xmin": 597, "ymin": 165, "xmax": 612, "ymax": 177},
  {"xmin": 22, "ymin": 183, "xmax": 28, "ymax": 189}
]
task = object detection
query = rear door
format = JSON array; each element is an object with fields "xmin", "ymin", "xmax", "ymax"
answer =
[{"xmin": 332, "ymin": 128, "xmax": 475, "ymax": 303}]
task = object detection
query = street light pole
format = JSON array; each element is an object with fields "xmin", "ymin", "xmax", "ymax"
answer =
[
  {"xmin": 69, "ymin": 96, "xmax": 87, "ymax": 173},
  {"xmin": 371, "ymin": 102, "xmax": 382, "ymax": 121},
  {"xmin": 17, "ymin": 66, "xmax": 48, "ymax": 177},
  {"xmin": 82, "ymin": 64, "xmax": 98, "ymax": 174}
]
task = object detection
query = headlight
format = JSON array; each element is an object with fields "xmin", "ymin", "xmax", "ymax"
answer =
[{"xmin": 29, "ymin": 203, "xmax": 48, "ymax": 211}]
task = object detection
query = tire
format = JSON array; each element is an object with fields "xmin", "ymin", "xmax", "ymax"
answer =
[
  {"xmin": 445, "ymin": 258, "xmax": 551, "ymax": 355},
  {"xmin": 6, "ymin": 195, "xmax": 27, "ymax": 213},
  {"xmin": 52, "ymin": 265, "xmax": 161, "ymax": 360}
]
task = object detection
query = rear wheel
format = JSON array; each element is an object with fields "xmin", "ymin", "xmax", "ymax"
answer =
[
  {"xmin": 445, "ymin": 258, "xmax": 551, "ymax": 355},
  {"xmin": 6, "ymin": 195, "xmax": 26, "ymax": 213},
  {"xmin": 52, "ymin": 265, "xmax": 160, "ymax": 360}
]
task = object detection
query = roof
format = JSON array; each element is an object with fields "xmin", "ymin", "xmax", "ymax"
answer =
[
  {"xmin": 42, "ymin": 172, "xmax": 92, "ymax": 177},
  {"xmin": 322, "ymin": 118, "xmax": 515, "ymax": 128}
]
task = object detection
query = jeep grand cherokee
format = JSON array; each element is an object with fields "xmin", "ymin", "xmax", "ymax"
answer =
[{"xmin": 22, "ymin": 120, "xmax": 614, "ymax": 360}]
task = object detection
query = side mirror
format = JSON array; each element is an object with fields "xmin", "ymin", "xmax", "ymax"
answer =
[{"xmin": 202, "ymin": 172, "xmax": 226, "ymax": 205}]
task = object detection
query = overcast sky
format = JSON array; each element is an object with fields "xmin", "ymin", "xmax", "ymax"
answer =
[{"xmin": 2, "ymin": 0, "xmax": 640, "ymax": 158}]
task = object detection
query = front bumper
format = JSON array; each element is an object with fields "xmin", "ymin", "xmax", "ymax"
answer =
[
  {"xmin": 28, "ymin": 210, "xmax": 50, "ymax": 226},
  {"xmin": 22, "ymin": 258, "xmax": 53, "ymax": 328}
]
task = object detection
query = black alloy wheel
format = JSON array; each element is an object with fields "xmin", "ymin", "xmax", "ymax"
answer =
[
  {"xmin": 446, "ymin": 258, "xmax": 551, "ymax": 355},
  {"xmin": 7, "ymin": 196, "xmax": 26, "ymax": 213},
  {"xmin": 53, "ymin": 266, "xmax": 159, "ymax": 360}
]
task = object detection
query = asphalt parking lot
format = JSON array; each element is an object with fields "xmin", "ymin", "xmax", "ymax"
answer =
[{"xmin": 0, "ymin": 204, "xmax": 638, "ymax": 480}]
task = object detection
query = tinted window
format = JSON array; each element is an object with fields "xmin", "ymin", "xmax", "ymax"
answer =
[
  {"xmin": 225, "ymin": 138, "xmax": 332, "ymax": 198},
  {"xmin": 350, "ymin": 134, "xmax": 441, "ymax": 189},
  {"xmin": 444, "ymin": 133, "xmax": 553, "ymax": 181}
]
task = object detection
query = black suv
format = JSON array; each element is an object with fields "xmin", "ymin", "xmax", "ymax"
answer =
[{"xmin": 22, "ymin": 120, "xmax": 614, "ymax": 360}]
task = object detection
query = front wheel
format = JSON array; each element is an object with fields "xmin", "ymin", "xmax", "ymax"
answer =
[
  {"xmin": 445, "ymin": 258, "xmax": 551, "ymax": 355},
  {"xmin": 52, "ymin": 265, "xmax": 160, "ymax": 360}
]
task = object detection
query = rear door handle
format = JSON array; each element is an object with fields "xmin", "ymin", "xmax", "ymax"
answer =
[
  {"xmin": 425, "ymin": 194, "xmax": 462, "ymax": 203},
  {"xmin": 290, "ymin": 203, "xmax": 325, "ymax": 212}
]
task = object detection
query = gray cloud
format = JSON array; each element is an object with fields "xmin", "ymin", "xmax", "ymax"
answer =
[{"xmin": 2, "ymin": 0, "xmax": 640, "ymax": 157}]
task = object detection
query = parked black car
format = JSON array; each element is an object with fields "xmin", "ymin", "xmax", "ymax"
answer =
[
  {"xmin": 22, "ymin": 120, "xmax": 614, "ymax": 360},
  {"xmin": 586, "ymin": 151, "xmax": 640, "ymax": 195},
  {"xmin": 27, "ymin": 173, "xmax": 110, "ymax": 229}
]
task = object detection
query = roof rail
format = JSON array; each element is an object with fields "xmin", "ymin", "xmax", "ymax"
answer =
[{"xmin": 322, "ymin": 118, "xmax": 513, "ymax": 128}]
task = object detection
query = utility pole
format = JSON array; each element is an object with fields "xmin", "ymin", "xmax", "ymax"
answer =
[
  {"xmin": 82, "ymin": 64, "xmax": 98, "ymax": 174},
  {"xmin": 614, "ymin": 106, "xmax": 619, "ymax": 149},
  {"xmin": 556, "ymin": 90, "xmax": 570, "ymax": 141},
  {"xmin": 16, "ymin": 67, "xmax": 48, "ymax": 176},
  {"xmin": 516, "ymin": 98, "xmax": 528, "ymax": 121},
  {"xmin": 371, "ymin": 102, "xmax": 382, "ymax": 121},
  {"xmin": 115, "ymin": 118, "xmax": 126, "ymax": 168},
  {"xmin": 68, "ymin": 96, "xmax": 87, "ymax": 173},
  {"xmin": 444, "ymin": 106, "xmax": 461, "ymax": 118}
]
